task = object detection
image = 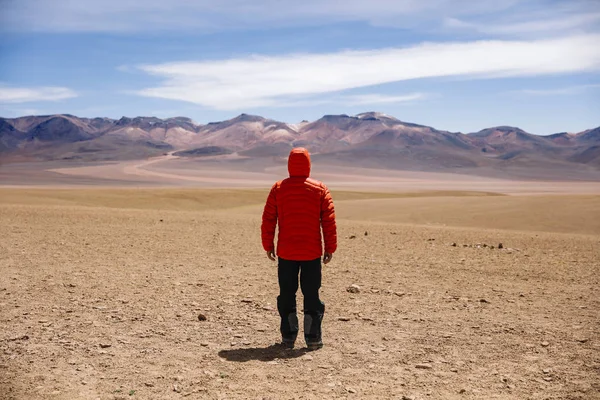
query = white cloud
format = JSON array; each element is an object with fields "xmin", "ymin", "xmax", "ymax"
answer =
[
  {"xmin": 0, "ymin": 86, "xmax": 78, "ymax": 103},
  {"xmin": 134, "ymin": 35, "xmax": 600, "ymax": 110},
  {"xmin": 511, "ymin": 84, "xmax": 600, "ymax": 96}
]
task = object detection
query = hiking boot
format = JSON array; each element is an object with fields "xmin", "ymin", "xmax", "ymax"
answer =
[
  {"xmin": 306, "ymin": 338, "xmax": 323, "ymax": 351},
  {"xmin": 281, "ymin": 336, "xmax": 296, "ymax": 349}
]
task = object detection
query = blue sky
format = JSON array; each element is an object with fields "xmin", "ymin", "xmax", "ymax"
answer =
[{"xmin": 0, "ymin": 0, "xmax": 599, "ymax": 134}]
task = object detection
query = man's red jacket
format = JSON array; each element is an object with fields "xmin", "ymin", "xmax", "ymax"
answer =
[{"xmin": 261, "ymin": 148, "xmax": 337, "ymax": 261}]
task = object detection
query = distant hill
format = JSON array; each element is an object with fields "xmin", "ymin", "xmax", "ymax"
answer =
[{"xmin": 1, "ymin": 112, "xmax": 598, "ymax": 177}]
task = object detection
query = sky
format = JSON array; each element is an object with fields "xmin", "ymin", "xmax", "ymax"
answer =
[{"xmin": 0, "ymin": 0, "xmax": 599, "ymax": 134}]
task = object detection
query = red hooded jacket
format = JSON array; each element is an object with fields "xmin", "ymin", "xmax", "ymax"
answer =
[{"xmin": 261, "ymin": 148, "xmax": 337, "ymax": 261}]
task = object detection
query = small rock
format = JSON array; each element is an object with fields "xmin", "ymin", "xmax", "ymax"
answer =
[
  {"xmin": 543, "ymin": 377, "xmax": 553, "ymax": 382},
  {"xmin": 450, "ymin": 368, "xmax": 458, "ymax": 372},
  {"xmin": 451, "ymin": 243, "xmax": 457, "ymax": 247},
  {"xmin": 99, "ymin": 343, "xmax": 111, "ymax": 348},
  {"xmin": 347, "ymin": 388, "xmax": 357, "ymax": 393},
  {"xmin": 347, "ymin": 284, "xmax": 361, "ymax": 294},
  {"xmin": 459, "ymin": 388, "xmax": 466, "ymax": 394},
  {"xmin": 364, "ymin": 231, "xmax": 368, "ymax": 236},
  {"xmin": 394, "ymin": 291, "xmax": 406, "ymax": 297},
  {"xmin": 144, "ymin": 382, "xmax": 155, "ymax": 387},
  {"xmin": 233, "ymin": 334, "xmax": 243, "ymax": 338},
  {"xmin": 541, "ymin": 341, "xmax": 550, "ymax": 347},
  {"xmin": 301, "ymin": 354, "xmax": 313, "ymax": 361},
  {"xmin": 415, "ymin": 363, "xmax": 433, "ymax": 369},
  {"xmin": 349, "ymin": 235, "xmax": 356, "ymax": 239},
  {"xmin": 542, "ymin": 368, "xmax": 551, "ymax": 374},
  {"xmin": 338, "ymin": 317, "xmax": 351, "ymax": 321},
  {"xmin": 197, "ymin": 313, "xmax": 207, "ymax": 321},
  {"xmin": 402, "ymin": 396, "xmax": 415, "ymax": 400},
  {"xmin": 173, "ymin": 384, "xmax": 181, "ymax": 393},
  {"xmin": 200, "ymin": 342, "xmax": 209, "ymax": 347},
  {"xmin": 576, "ymin": 338, "xmax": 589, "ymax": 343},
  {"xmin": 241, "ymin": 298, "xmax": 253, "ymax": 303},
  {"xmin": 262, "ymin": 305, "xmax": 274, "ymax": 311},
  {"xmin": 498, "ymin": 243, "xmax": 504, "ymax": 249},
  {"xmin": 479, "ymin": 299, "xmax": 490, "ymax": 304}
]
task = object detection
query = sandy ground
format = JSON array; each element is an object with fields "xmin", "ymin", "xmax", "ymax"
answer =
[
  {"xmin": 0, "ymin": 188, "xmax": 599, "ymax": 400},
  {"xmin": 2, "ymin": 154, "xmax": 600, "ymax": 194}
]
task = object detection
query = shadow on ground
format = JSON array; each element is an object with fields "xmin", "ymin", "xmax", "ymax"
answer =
[{"xmin": 218, "ymin": 344, "xmax": 311, "ymax": 362}]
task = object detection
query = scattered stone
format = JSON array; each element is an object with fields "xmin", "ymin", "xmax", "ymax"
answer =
[
  {"xmin": 541, "ymin": 341, "xmax": 550, "ymax": 347},
  {"xmin": 542, "ymin": 368, "xmax": 551, "ymax": 374},
  {"xmin": 498, "ymin": 243, "xmax": 504, "ymax": 249},
  {"xmin": 427, "ymin": 238, "xmax": 435, "ymax": 241},
  {"xmin": 576, "ymin": 338, "xmax": 589, "ymax": 343},
  {"xmin": 338, "ymin": 317, "xmax": 351, "ymax": 321},
  {"xmin": 200, "ymin": 342, "xmax": 209, "ymax": 347},
  {"xmin": 347, "ymin": 284, "xmax": 361, "ymax": 294},
  {"xmin": 402, "ymin": 396, "xmax": 415, "ymax": 400},
  {"xmin": 543, "ymin": 377, "xmax": 553, "ymax": 382},
  {"xmin": 301, "ymin": 354, "xmax": 313, "ymax": 361},
  {"xmin": 262, "ymin": 305, "xmax": 274, "ymax": 311},
  {"xmin": 173, "ymin": 384, "xmax": 181, "ymax": 393},
  {"xmin": 241, "ymin": 299, "xmax": 253, "ymax": 303},
  {"xmin": 364, "ymin": 231, "xmax": 368, "ymax": 236},
  {"xmin": 144, "ymin": 382, "xmax": 154, "ymax": 387},
  {"xmin": 415, "ymin": 363, "xmax": 433, "ymax": 369},
  {"xmin": 479, "ymin": 299, "xmax": 490, "ymax": 304},
  {"xmin": 450, "ymin": 368, "xmax": 458, "ymax": 372},
  {"xmin": 242, "ymin": 341, "xmax": 251, "ymax": 345},
  {"xmin": 349, "ymin": 235, "xmax": 356, "ymax": 239},
  {"xmin": 394, "ymin": 291, "xmax": 406, "ymax": 297},
  {"xmin": 347, "ymin": 388, "xmax": 357, "ymax": 393},
  {"xmin": 197, "ymin": 313, "xmax": 207, "ymax": 321},
  {"xmin": 159, "ymin": 219, "xmax": 163, "ymax": 222},
  {"xmin": 459, "ymin": 388, "xmax": 466, "ymax": 394},
  {"xmin": 451, "ymin": 243, "xmax": 457, "ymax": 247},
  {"xmin": 99, "ymin": 343, "xmax": 111, "ymax": 348}
]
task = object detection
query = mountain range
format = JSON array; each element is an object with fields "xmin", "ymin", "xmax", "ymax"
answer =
[{"xmin": 1, "ymin": 112, "xmax": 599, "ymax": 176}]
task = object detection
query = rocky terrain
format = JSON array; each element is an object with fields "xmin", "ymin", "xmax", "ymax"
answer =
[{"xmin": 0, "ymin": 188, "xmax": 598, "ymax": 400}]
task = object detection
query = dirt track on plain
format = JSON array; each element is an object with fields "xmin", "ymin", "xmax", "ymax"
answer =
[{"xmin": 0, "ymin": 189, "xmax": 599, "ymax": 400}]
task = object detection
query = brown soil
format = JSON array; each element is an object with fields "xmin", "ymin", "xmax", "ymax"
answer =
[{"xmin": 0, "ymin": 189, "xmax": 598, "ymax": 400}]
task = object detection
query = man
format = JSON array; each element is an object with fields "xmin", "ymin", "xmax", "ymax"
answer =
[{"xmin": 261, "ymin": 147, "xmax": 337, "ymax": 350}]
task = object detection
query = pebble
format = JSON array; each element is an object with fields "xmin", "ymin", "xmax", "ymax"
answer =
[
  {"xmin": 402, "ymin": 396, "xmax": 415, "ymax": 400},
  {"xmin": 173, "ymin": 384, "xmax": 181, "ymax": 393},
  {"xmin": 338, "ymin": 317, "xmax": 351, "ymax": 321},
  {"xmin": 301, "ymin": 355, "xmax": 313, "ymax": 361},
  {"xmin": 542, "ymin": 368, "xmax": 551, "ymax": 374},
  {"xmin": 197, "ymin": 313, "xmax": 207, "ymax": 321},
  {"xmin": 541, "ymin": 341, "xmax": 550, "ymax": 347},
  {"xmin": 415, "ymin": 363, "xmax": 433, "ymax": 369},
  {"xmin": 347, "ymin": 284, "xmax": 361, "ymax": 294},
  {"xmin": 459, "ymin": 388, "xmax": 466, "ymax": 394},
  {"xmin": 200, "ymin": 342, "xmax": 209, "ymax": 347},
  {"xmin": 233, "ymin": 334, "xmax": 243, "ymax": 338},
  {"xmin": 99, "ymin": 343, "xmax": 111, "ymax": 348},
  {"xmin": 144, "ymin": 382, "xmax": 154, "ymax": 387},
  {"xmin": 346, "ymin": 388, "xmax": 357, "ymax": 393}
]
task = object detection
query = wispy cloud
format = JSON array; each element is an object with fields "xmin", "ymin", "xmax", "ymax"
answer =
[
  {"xmin": 134, "ymin": 35, "xmax": 600, "ymax": 110},
  {"xmin": 0, "ymin": 0, "xmax": 570, "ymax": 34},
  {"xmin": 0, "ymin": 86, "xmax": 78, "ymax": 103},
  {"xmin": 510, "ymin": 84, "xmax": 600, "ymax": 96},
  {"xmin": 445, "ymin": 11, "xmax": 600, "ymax": 37}
]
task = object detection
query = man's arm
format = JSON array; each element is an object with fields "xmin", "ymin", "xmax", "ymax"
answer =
[
  {"xmin": 320, "ymin": 185, "xmax": 337, "ymax": 263},
  {"xmin": 261, "ymin": 184, "xmax": 278, "ymax": 261}
]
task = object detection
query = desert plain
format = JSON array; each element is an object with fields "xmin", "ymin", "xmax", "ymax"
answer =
[{"xmin": 0, "ymin": 157, "xmax": 599, "ymax": 400}]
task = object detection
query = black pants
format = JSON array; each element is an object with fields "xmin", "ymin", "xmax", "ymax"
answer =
[{"xmin": 277, "ymin": 257, "xmax": 325, "ymax": 343}]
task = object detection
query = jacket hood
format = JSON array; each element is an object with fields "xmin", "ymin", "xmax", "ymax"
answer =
[{"xmin": 288, "ymin": 147, "xmax": 311, "ymax": 177}]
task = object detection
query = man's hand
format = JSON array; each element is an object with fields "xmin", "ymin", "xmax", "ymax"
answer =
[
  {"xmin": 323, "ymin": 252, "xmax": 333, "ymax": 264},
  {"xmin": 266, "ymin": 250, "xmax": 276, "ymax": 261}
]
